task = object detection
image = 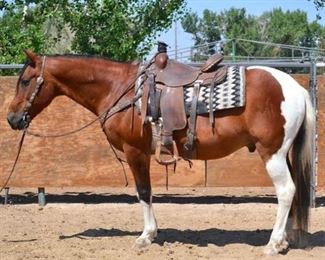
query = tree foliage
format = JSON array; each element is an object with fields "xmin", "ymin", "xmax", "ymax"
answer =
[
  {"xmin": 0, "ymin": 0, "xmax": 186, "ymax": 64},
  {"xmin": 218, "ymin": 8, "xmax": 260, "ymax": 57},
  {"xmin": 182, "ymin": 7, "xmax": 325, "ymax": 61},
  {"xmin": 0, "ymin": 3, "xmax": 45, "ymax": 64},
  {"xmin": 181, "ymin": 9, "xmax": 221, "ymax": 60}
]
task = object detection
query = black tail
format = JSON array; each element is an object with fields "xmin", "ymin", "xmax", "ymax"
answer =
[{"xmin": 290, "ymin": 89, "xmax": 315, "ymax": 245}]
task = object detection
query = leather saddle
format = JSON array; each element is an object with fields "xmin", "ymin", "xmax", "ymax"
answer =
[
  {"xmin": 155, "ymin": 53, "xmax": 226, "ymax": 87},
  {"xmin": 141, "ymin": 42, "xmax": 227, "ymax": 165}
]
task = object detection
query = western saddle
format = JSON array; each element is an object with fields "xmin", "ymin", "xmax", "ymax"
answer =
[{"xmin": 140, "ymin": 42, "xmax": 227, "ymax": 165}]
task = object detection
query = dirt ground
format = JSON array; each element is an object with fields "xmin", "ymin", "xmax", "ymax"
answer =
[{"xmin": 1, "ymin": 187, "xmax": 325, "ymax": 260}]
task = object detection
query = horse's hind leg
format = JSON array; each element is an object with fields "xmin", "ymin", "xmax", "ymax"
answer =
[
  {"xmin": 262, "ymin": 151, "xmax": 295, "ymax": 255},
  {"xmin": 124, "ymin": 144, "xmax": 157, "ymax": 247}
]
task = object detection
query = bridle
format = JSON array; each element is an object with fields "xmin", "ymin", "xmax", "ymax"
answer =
[{"xmin": 21, "ymin": 56, "xmax": 47, "ymax": 129}]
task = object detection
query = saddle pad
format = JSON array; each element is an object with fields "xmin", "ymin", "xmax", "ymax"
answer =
[{"xmin": 183, "ymin": 66, "xmax": 246, "ymax": 115}]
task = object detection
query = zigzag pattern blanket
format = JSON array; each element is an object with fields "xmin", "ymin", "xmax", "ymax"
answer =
[{"xmin": 183, "ymin": 66, "xmax": 246, "ymax": 115}]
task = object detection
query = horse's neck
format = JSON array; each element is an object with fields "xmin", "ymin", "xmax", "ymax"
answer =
[{"xmin": 49, "ymin": 57, "xmax": 138, "ymax": 115}]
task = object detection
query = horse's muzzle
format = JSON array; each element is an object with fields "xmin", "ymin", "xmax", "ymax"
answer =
[{"xmin": 7, "ymin": 111, "xmax": 30, "ymax": 130}]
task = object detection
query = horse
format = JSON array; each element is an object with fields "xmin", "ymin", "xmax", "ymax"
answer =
[{"xmin": 7, "ymin": 50, "xmax": 315, "ymax": 255}]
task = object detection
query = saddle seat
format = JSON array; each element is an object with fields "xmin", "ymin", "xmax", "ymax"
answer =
[{"xmin": 155, "ymin": 53, "xmax": 227, "ymax": 87}]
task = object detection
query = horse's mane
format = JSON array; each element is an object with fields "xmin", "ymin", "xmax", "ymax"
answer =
[
  {"xmin": 47, "ymin": 53, "xmax": 133, "ymax": 64},
  {"xmin": 17, "ymin": 53, "xmax": 136, "ymax": 88}
]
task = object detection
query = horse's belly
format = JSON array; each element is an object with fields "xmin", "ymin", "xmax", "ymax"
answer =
[
  {"xmin": 174, "ymin": 115, "xmax": 251, "ymax": 160},
  {"xmin": 195, "ymin": 134, "xmax": 249, "ymax": 159}
]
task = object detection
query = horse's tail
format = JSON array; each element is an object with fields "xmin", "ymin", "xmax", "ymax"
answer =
[{"xmin": 290, "ymin": 88, "xmax": 315, "ymax": 244}]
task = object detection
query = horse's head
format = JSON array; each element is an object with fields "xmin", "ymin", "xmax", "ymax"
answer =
[{"xmin": 7, "ymin": 51, "xmax": 57, "ymax": 130}]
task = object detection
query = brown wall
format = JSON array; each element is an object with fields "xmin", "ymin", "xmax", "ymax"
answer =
[{"xmin": 0, "ymin": 75, "xmax": 324, "ymax": 188}]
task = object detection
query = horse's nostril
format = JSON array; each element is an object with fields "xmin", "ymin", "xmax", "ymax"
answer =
[
  {"xmin": 7, "ymin": 111, "xmax": 24, "ymax": 130},
  {"xmin": 7, "ymin": 116, "xmax": 16, "ymax": 129},
  {"xmin": 7, "ymin": 112, "xmax": 14, "ymax": 125}
]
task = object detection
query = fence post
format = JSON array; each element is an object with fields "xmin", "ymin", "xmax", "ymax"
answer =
[
  {"xmin": 232, "ymin": 40, "xmax": 236, "ymax": 62},
  {"xmin": 4, "ymin": 187, "xmax": 10, "ymax": 205},
  {"xmin": 309, "ymin": 58, "xmax": 318, "ymax": 208},
  {"xmin": 204, "ymin": 160, "xmax": 208, "ymax": 187},
  {"xmin": 38, "ymin": 187, "xmax": 46, "ymax": 206}
]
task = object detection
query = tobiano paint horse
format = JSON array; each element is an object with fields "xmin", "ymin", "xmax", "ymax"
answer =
[{"xmin": 7, "ymin": 51, "xmax": 314, "ymax": 255}]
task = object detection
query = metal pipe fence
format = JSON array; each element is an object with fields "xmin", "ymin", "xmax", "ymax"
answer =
[{"xmin": 0, "ymin": 64, "xmax": 23, "ymax": 69}]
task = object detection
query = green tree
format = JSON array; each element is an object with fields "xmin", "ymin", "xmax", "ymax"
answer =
[
  {"xmin": 0, "ymin": 3, "xmax": 45, "ymax": 64},
  {"xmin": 307, "ymin": 21, "xmax": 325, "ymax": 49},
  {"xmin": 218, "ymin": 8, "xmax": 260, "ymax": 58},
  {"xmin": 181, "ymin": 7, "xmax": 325, "ymax": 61},
  {"xmin": 182, "ymin": 8, "xmax": 260, "ymax": 60},
  {"xmin": 66, "ymin": 0, "xmax": 187, "ymax": 60},
  {"xmin": 261, "ymin": 9, "xmax": 309, "ymax": 57},
  {"xmin": 181, "ymin": 9, "xmax": 222, "ymax": 61},
  {"xmin": 0, "ymin": 0, "xmax": 186, "ymax": 64}
]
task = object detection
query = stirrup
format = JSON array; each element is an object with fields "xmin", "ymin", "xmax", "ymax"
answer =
[{"xmin": 155, "ymin": 141, "xmax": 180, "ymax": 166}]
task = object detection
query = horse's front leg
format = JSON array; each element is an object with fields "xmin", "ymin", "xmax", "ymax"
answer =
[{"xmin": 124, "ymin": 144, "xmax": 158, "ymax": 247}]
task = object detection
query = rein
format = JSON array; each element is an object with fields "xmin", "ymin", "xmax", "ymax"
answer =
[
  {"xmin": 26, "ymin": 92, "xmax": 141, "ymax": 138},
  {"xmin": 0, "ymin": 130, "xmax": 26, "ymax": 194}
]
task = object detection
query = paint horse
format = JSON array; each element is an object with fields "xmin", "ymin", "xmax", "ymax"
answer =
[{"xmin": 7, "ymin": 51, "xmax": 314, "ymax": 255}]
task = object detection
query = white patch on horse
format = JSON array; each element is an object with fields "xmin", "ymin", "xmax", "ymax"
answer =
[
  {"xmin": 135, "ymin": 196, "xmax": 158, "ymax": 248},
  {"xmin": 248, "ymin": 66, "xmax": 306, "ymax": 255}
]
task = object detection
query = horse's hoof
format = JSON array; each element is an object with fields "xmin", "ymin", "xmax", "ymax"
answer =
[
  {"xmin": 263, "ymin": 245, "xmax": 279, "ymax": 256},
  {"xmin": 280, "ymin": 239, "xmax": 289, "ymax": 251},
  {"xmin": 135, "ymin": 236, "xmax": 152, "ymax": 248},
  {"xmin": 263, "ymin": 239, "xmax": 289, "ymax": 256}
]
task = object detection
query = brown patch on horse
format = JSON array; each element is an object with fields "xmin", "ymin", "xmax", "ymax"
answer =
[{"xmin": 244, "ymin": 68, "xmax": 286, "ymax": 162}]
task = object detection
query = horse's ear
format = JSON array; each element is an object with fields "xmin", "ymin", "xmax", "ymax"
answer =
[{"xmin": 24, "ymin": 50, "xmax": 40, "ymax": 66}]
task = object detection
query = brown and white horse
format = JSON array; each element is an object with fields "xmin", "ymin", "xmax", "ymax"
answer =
[{"xmin": 7, "ymin": 51, "xmax": 314, "ymax": 255}]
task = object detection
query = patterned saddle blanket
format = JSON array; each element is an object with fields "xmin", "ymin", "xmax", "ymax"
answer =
[{"xmin": 183, "ymin": 66, "xmax": 246, "ymax": 115}]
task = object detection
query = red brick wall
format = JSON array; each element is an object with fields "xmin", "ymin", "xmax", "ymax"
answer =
[{"xmin": 0, "ymin": 75, "xmax": 324, "ymax": 188}]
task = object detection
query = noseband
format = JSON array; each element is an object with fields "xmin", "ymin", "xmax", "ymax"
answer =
[{"xmin": 22, "ymin": 56, "xmax": 46, "ymax": 128}]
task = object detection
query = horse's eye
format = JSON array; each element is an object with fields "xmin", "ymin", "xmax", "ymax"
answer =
[{"xmin": 21, "ymin": 79, "xmax": 30, "ymax": 87}]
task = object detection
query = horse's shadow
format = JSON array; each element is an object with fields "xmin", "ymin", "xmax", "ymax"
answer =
[{"xmin": 59, "ymin": 228, "xmax": 325, "ymax": 248}]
